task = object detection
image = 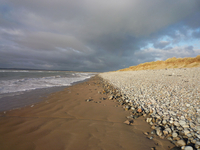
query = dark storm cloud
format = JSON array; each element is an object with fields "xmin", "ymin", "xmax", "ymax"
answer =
[{"xmin": 0, "ymin": 0, "xmax": 200, "ymax": 71}]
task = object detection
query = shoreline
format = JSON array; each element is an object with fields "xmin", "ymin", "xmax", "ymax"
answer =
[
  {"xmin": 0, "ymin": 77, "xmax": 92, "ymax": 112},
  {"xmin": 0, "ymin": 86, "xmax": 66, "ymax": 112},
  {"xmin": 0, "ymin": 75, "xmax": 174, "ymax": 150}
]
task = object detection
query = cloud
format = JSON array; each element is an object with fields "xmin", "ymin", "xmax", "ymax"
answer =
[
  {"xmin": 153, "ymin": 41, "xmax": 170, "ymax": 49},
  {"xmin": 135, "ymin": 45, "xmax": 199, "ymax": 63},
  {"xmin": 0, "ymin": 0, "xmax": 200, "ymax": 71}
]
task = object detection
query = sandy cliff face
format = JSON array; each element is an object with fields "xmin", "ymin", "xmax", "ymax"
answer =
[{"xmin": 118, "ymin": 55, "xmax": 200, "ymax": 71}]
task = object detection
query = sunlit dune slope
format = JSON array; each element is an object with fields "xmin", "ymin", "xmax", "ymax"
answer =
[{"xmin": 118, "ymin": 55, "xmax": 200, "ymax": 71}]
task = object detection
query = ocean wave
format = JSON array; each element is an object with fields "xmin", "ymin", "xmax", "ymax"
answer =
[{"xmin": 0, "ymin": 73, "xmax": 95, "ymax": 94}]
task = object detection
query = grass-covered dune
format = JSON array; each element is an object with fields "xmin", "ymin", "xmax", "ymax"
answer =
[{"xmin": 118, "ymin": 55, "xmax": 200, "ymax": 71}]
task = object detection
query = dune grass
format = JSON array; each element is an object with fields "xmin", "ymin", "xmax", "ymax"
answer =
[{"xmin": 118, "ymin": 55, "xmax": 200, "ymax": 71}]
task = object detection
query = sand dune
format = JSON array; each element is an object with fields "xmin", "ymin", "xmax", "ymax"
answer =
[{"xmin": 118, "ymin": 55, "xmax": 200, "ymax": 71}]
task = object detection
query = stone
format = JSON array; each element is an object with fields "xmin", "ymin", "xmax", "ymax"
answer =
[
  {"xmin": 149, "ymin": 136, "xmax": 154, "ymax": 140},
  {"xmin": 182, "ymin": 124, "xmax": 189, "ymax": 128},
  {"xmin": 146, "ymin": 118, "xmax": 152, "ymax": 123},
  {"xmin": 179, "ymin": 120, "xmax": 187, "ymax": 127},
  {"xmin": 127, "ymin": 115, "xmax": 133, "ymax": 119},
  {"xmin": 124, "ymin": 120, "xmax": 130, "ymax": 125},
  {"xmin": 190, "ymin": 122, "xmax": 195, "ymax": 128},
  {"xmin": 177, "ymin": 127, "xmax": 183, "ymax": 131},
  {"xmin": 186, "ymin": 104, "xmax": 190, "ymax": 107},
  {"xmin": 165, "ymin": 127, "xmax": 172, "ymax": 134},
  {"xmin": 191, "ymin": 139, "xmax": 197, "ymax": 144},
  {"xmin": 187, "ymin": 133, "xmax": 192, "ymax": 138},
  {"xmin": 196, "ymin": 125, "xmax": 200, "ymax": 131},
  {"xmin": 133, "ymin": 115, "xmax": 139, "ymax": 119},
  {"xmin": 173, "ymin": 137, "xmax": 180, "ymax": 141},
  {"xmin": 150, "ymin": 122, "xmax": 154, "ymax": 126},
  {"xmin": 123, "ymin": 120, "xmax": 133, "ymax": 125},
  {"xmin": 184, "ymin": 129, "xmax": 190, "ymax": 135},
  {"xmin": 195, "ymin": 141, "xmax": 200, "ymax": 146},
  {"xmin": 86, "ymin": 99, "xmax": 92, "ymax": 102},
  {"xmin": 131, "ymin": 107, "xmax": 135, "ymax": 111},
  {"xmin": 195, "ymin": 133, "xmax": 200, "ymax": 139},
  {"xmin": 176, "ymin": 140, "xmax": 186, "ymax": 147},
  {"xmin": 151, "ymin": 130, "xmax": 156, "ymax": 135},
  {"xmin": 137, "ymin": 108, "xmax": 143, "ymax": 113},
  {"xmin": 143, "ymin": 114, "xmax": 147, "ymax": 117},
  {"xmin": 197, "ymin": 117, "xmax": 200, "ymax": 124},
  {"xmin": 163, "ymin": 130, "xmax": 169, "ymax": 136},
  {"xmin": 125, "ymin": 99, "xmax": 129, "ymax": 103},
  {"xmin": 109, "ymin": 95, "xmax": 114, "ymax": 100},
  {"xmin": 195, "ymin": 143, "xmax": 200, "ymax": 149},
  {"xmin": 156, "ymin": 128, "xmax": 163, "ymax": 137},
  {"xmin": 184, "ymin": 146, "xmax": 193, "ymax": 150},
  {"xmin": 174, "ymin": 121, "xmax": 180, "ymax": 127},
  {"xmin": 124, "ymin": 105, "xmax": 130, "ymax": 111},
  {"xmin": 162, "ymin": 119, "xmax": 167, "ymax": 125},
  {"xmin": 172, "ymin": 132, "xmax": 178, "ymax": 138},
  {"xmin": 167, "ymin": 137, "xmax": 173, "ymax": 141},
  {"xmin": 181, "ymin": 116, "xmax": 185, "ymax": 120},
  {"xmin": 152, "ymin": 118, "xmax": 156, "ymax": 123}
]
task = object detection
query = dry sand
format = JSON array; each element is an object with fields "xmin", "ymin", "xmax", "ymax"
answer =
[{"xmin": 0, "ymin": 76, "xmax": 174, "ymax": 150}]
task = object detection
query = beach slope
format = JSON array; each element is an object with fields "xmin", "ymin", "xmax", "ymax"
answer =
[{"xmin": 0, "ymin": 76, "xmax": 173, "ymax": 150}]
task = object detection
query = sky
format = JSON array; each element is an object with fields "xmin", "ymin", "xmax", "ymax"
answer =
[{"xmin": 0, "ymin": 0, "xmax": 200, "ymax": 72}]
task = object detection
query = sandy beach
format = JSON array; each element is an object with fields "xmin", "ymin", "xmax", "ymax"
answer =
[{"xmin": 0, "ymin": 75, "xmax": 175, "ymax": 150}]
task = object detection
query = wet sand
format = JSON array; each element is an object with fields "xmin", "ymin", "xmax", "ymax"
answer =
[
  {"xmin": 0, "ymin": 76, "xmax": 175, "ymax": 150},
  {"xmin": 0, "ymin": 86, "xmax": 66, "ymax": 112}
]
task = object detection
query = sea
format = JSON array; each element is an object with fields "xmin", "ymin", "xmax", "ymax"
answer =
[{"xmin": 0, "ymin": 69, "xmax": 96, "ymax": 111}]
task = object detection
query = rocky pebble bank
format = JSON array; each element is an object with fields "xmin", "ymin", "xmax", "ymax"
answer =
[{"xmin": 99, "ymin": 67, "xmax": 200, "ymax": 150}]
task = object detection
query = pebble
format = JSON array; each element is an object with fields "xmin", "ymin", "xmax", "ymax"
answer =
[
  {"xmin": 184, "ymin": 146, "xmax": 193, "ymax": 150},
  {"xmin": 196, "ymin": 126, "xmax": 200, "ymax": 131},
  {"xmin": 149, "ymin": 136, "xmax": 154, "ymax": 140},
  {"xmin": 179, "ymin": 120, "xmax": 186, "ymax": 127},
  {"xmin": 124, "ymin": 120, "xmax": 130, "ymax": 125},
  {"xmin": 151, "ymin": 130, "xmax": 156, "ymax": 135},
  {"xmin": 86, "ymin": 99, "xmax": 92, "ymax": 102},
  {"xmin": 156, "ymin": 128, "xmax": 163, "ymax": 137},
  {"xmin": 123, "ymin": 120, "xmax": 134, "ymax": 125},
  {"xmin": 99, "ymin": 67, "xmax": 200, "ymax": 149},
  {"xmin": 172, "ymin": 132, "xmax": 178, "ymax": 138},
  {"xmin": 197, "ymin": 117, "xmax": 200, "ymax": 124},
  {"xmin": 176, "ymin": 140, "xmax": 186, "ymax": 147},
  {"xmin": 109, "ymin": 95, "xmax": 114, "ymax": 100},
  {"xmin": 183, "ymin": 129, "xmax": 190, "ymax": 135}
]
